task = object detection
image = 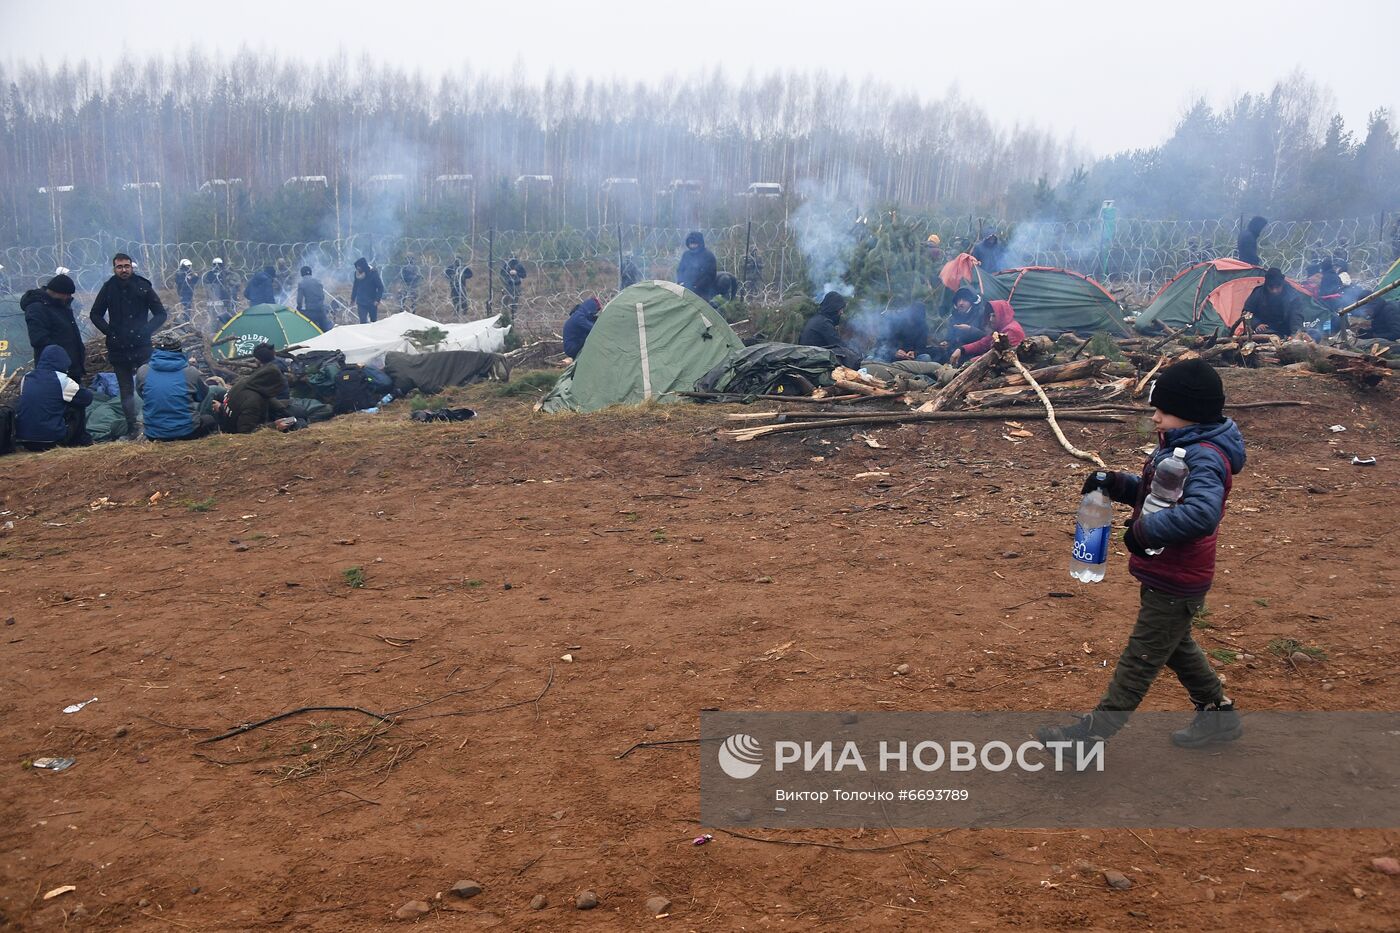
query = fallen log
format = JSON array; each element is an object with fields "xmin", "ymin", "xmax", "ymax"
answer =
[
  {"xmin": 979, "ymin": 356, "xmax": 1108, "ymax": 390},
  {"xmin": 924, "ymin": 334, "xmax": 1008, "ymax": 412},
  {"xmin": 722, "ymin": 407, "xmax": 1128, "ymax": 441},
  {"xmin": 679, "ymin": 391, "xmax": 866, "ymax": 404}
]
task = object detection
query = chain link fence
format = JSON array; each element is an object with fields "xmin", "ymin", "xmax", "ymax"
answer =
[{"xmin": 5, "ymin": 216, "xmax": 1397, "ymax": 337}]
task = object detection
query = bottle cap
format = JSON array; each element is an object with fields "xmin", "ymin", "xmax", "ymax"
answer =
[{"xmin": 1173, "ymin": 447, "xmax": 1187, "ymax": 458}]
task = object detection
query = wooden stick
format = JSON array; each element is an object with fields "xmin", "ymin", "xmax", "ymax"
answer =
[
  {"xmin": 679, "ymin": 391, "xmax": 865, "ymax": 404},
  {"xmin": 722, "ymin": 408, "xmax": 1126, "ymax": 442},
  {"xmin": 1133, "ymin": 355, "xmax": 1166, "ymax": 398},
  {"xmin": 1005, "ymin": 352, "xmax": 1107, "ymax": 469},
  {"xmin": 1335, "ymin": 276, "xmax": 1400, "ymax": 319}
]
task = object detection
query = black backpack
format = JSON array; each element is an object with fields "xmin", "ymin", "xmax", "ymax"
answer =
[{"xmin": 333, "ymin": 366, "xmax": 380, "ymax": 414}]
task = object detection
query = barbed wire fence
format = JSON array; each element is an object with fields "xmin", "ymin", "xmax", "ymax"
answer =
[{"xmin": 4, "ymin": 216, "xmax": 1397, "ymax": 337}]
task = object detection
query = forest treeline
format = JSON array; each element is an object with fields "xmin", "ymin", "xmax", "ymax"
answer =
[{"xmin": 1, "ymin": 54, "xmax": 1397, "ymax": 250}]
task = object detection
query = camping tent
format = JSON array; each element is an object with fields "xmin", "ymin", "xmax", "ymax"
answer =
[
  {"xmin": 288, "ymin": 311, "xmax": 508, "ymax": 369},
  {"xmin": 1379, "ymin": 257, "xmax": 1400, "ymax": 295},
  {"xmin": 0, "ymin": 296, "xmax": 28, "ymax": 372},
  {"xmin": 1134, "ymin": 259, "xmax": 1325, "ymax": 334},
  {"xmin": 538, "ymin": 281, "xmax": 745, "ymax": 413},
  {"xmin": 212, "ymin": 304, "xmax": 323, "ymax": 358},
  {"xmin": 938, "ymin": 254, "xmax": 1127, "ymax": 335}
]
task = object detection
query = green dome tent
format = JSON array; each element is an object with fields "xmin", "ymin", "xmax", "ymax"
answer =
[
  {"xmin": 939, "ymin": 254, "xmax": 1127, "ymax": 335},
  {"xmin": 980, "ymin": 266, "xmax": 1128, "ymax": 335},
  {"xmin": 538, "ymin": 282, "xmax": 746, "ymax": 413},
  {"xmin": 211, "ymin": 304, "xmax": 323, "ymax": 359},
  {"xmin": 1134, "ymin": 259, "xmax": 1325, "ymax": 335},
  {"xmin": 0, "ymin": 296, "xmax": 28, "ymax": 373}
]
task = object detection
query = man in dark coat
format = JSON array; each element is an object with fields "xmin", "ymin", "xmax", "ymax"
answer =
[
  {"xmin": 799, "ymin": 291, "xmax": 860, "ymax": 368},
  {"xmin": 972, "ymin": 234, "xmax": 1006, "ymax": 272},
  {"xmin": 1237, "ymin": 216, "xmax": 1267, "ymax": 266},
  {"xmin": 351, "ymin": 258, "xmax": 385, "ymax": 323},
  {"xmin": 221, "ymin": 343, "xmax": 289, "ymax": 434},
  {"xmin": 400, "ymin": 255, "xmax": 423, "ymax": 312},
  {"xmin": 244, "ymin": 264, "xmax": 278, "ymax": 306},
  {"xmin": 1241, "ymin": 268, "xmax": 1303, "ymax": 336},
  {"xmin": 15, "ymin": 345, "xmax": 93, "ymax": 451},
  {"xmin": 499, "ymin": 258, "xmax": 527, "ymax": 315},
  {"xmin": 676, "ymin": 232, "xmax": 718, "ymax": 301},
  {"xmin": 562, "ymin": 297, "xmax": 602, "ymax": 359},
  {"xmin": 874, "ymin": 302, "xmax": 931, "ymax": 362},
  {"xmin": 445, "ymin": 257, "xmax": 473, "ymax": 315},
  {"xmin": 23, "ymin": 273, "xmax": 85, "ymax": 382},
  {"xmin": 90, "ymin": 252, "xmax": 167, "ymax": 439}
]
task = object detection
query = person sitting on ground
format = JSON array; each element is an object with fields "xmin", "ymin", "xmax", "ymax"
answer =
[
  {"xmin": 1241, "ymin": 268, "xmax": 1303, "ymax": 337},
  {"xmin": 1361, "ymin": 298, "xmax": 1400, "ymax": 341},
  {"xmin": 220, "ymin": 343, "xmax": 289, "ymax": 434},
  {"xmin": 136, "ymin": 339, "xmax": 216, "ymax": 442},
  {"xmin": 244, "ymin": 264, "xmax": 278, "ymax": 306},
  {"xmin": 23, "ymin": 273, "xmax": 85, "ymax": 384},
  {"xmin": 562, "ymin": 296, "xmax": 603, "ymax": 359},
  {"xmin": 15, "ymin": 345, "xmax": 93, "ymax": 452},
  {"xmin": 675, "ymin": 232, "xmax": 719, "ymax": 301},
  {"xmin": 873, "ymin": 302, "xmax": 932, "ymax": 362},
  {"xmin": 947, "ymin": 287, "xmax": 1025, "ymax": 365},
  {"xmin": 799, "ymin": 291, "xmax": 861, "ymax": 369},
  {"xmin": 296, "ymin": 266, "xmax": 332, "ymax": 332}
]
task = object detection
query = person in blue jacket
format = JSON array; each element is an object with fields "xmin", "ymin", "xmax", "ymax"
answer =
[
  {"xmin": 562, "ymin": 296, "xmax": 602, "ymax": 359},
  {"xmin": 676, "ymin": 232, "xmax": 718, "ymax": 301},
  {"xmin": 15, "ymin": 345, "xmax": 93, "ymax": 451},
  {"xmin": 136, "ymin": 339, "xmax": 216, "ymax": 441}
]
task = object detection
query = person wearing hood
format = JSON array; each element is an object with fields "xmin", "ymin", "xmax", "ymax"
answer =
[
  {"xmin": 676, "ymin": 232, "xmax": 718, "ymax": 301},
  {"xmin": 1241, "ymin": 268, "xmax": 1303, "ymax": 336},
  {"xmin": 971, "ymin": 234, "xmax": 1006, "ymax": 273},
  {"xmin": 175, "ymin": 259, "xmax": 199, "ymax": 313},
  {"xmin": 1038, "ymin": 359, "xmax": 1247, "ymax": 750},
  {"xmin": 90, "ymin": 252, "xmax": 168, "ymax": 440},
  {"xmin": 220, "ymin": 343, "xmax": 290, "ymax": 434},
  {"xmin": 799, "ymin": 291, "xmax": 861, "ymax": 369},
  {"xmin": 1236, "ymin": 216, "xmax": 1267, "ymax": 266},
  {"xmin": 946, "ymin": 287, "xmax": 1025, "ymax": 365},
  {"xmin": 15, "ymin": 345, "xmax": 94, "ymax": 451},
  {"xmin": 244, "ymin": 264, "xmax": 279, "ymax": 307},
  {"xmin": 296, "ymin": 266, "xmax": 332, "ymax": 332},
  {"xmin": 874, "ymin": 302, "xmax": 932, "ymax": 362},
  {"xmin": 23, "ymin": 274, "xmax": 85, "ymax": 382},
  {"xmin": 499, "ymin": 258, "xmax": 528, "ymax": 314},
  {"xmin": 445, "ymin": 257, "xmax": 473, "ymax": 315},
  {"xmin": 562, "ymin": 296, "xmax": 603, "ymax": 359},
  {"xmin": 351, "ymin": 258, "xmax": 386, "ymax": 324},
  {"xmin": 136, "ymin": 339, "xmax": 215, "ymax": 441}
]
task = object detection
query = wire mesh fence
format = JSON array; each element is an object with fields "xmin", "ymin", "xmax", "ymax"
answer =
[{"xmin": 5, "ymin": 215, "xmax": 1397, "ymax": 337}]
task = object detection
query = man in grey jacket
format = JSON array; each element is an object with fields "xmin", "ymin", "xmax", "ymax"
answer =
[{"xmin": 296, "ymin": 266, "xmax": 332, "ymax": 331}]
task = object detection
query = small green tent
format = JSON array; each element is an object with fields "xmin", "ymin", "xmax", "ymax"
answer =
[
  {"xmin": 1379, "ymin": 257, "xmax": 1400, "ymax": 295},
  {"xmin": 1, "ymin": 296, "xmax": 29, "ymax": 373},
  {"xmin": 212, "ymin": 304, "xmax": 323, "ymax": 359},
  {"xmin": 1135, "ymin": 259, "xmax": 1324, "ymax": 334},
  {"xmin": 980, "ymin": 266, "xmax": 1128, "ymax": 335},
  {"xmin": 538, "ymin": 281, "xmax": 745, "ymax": 413},
  {"xmin": 939, "ymin": 254, "xmax": 1126, "ymax": 334}
]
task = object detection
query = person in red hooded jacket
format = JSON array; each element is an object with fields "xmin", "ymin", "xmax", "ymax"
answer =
[{"xmin": 946, "ymin": 287, "xmax": 1025, "ymax": 365}]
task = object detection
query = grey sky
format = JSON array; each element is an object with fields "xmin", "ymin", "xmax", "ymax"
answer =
[{"xmin": 1, "ymin": 0, "xmax": 1395, "ymax": 155}]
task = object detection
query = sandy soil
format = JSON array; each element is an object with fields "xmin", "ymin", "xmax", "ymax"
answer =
[{"xmin": 1, "ymin": 367, "xmax": 1397, "ymax": 930}]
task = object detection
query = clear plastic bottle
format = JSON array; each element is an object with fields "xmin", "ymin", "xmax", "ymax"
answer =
[
  {"xmin": 1070, "ymin": 477, "xmax": 1113, "ymax": 583},
  {"xmin": 1140, "ymin": 447, "xmax": 1189, "ymax": 556}
]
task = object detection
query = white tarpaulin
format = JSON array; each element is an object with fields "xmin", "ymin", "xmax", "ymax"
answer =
[{"xmin": 287, "ymin": 312, "xmax": 509, "ymax": 368}]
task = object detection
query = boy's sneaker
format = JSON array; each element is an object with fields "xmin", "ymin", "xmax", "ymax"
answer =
[{"xmin": 1171, "ymin": 702, "xmax": 1242, "ymax": 748}]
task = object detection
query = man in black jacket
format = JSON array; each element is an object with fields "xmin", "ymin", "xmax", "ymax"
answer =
[
  {"xmin": 1237, "ymin": 216, "xmax": 1267, "ymax": 266},
  {"xmin": 445, "ymin": 257, "xmax": 473, "ymax": 315},
  {"xmin": 1240, "ymin": 268, "xmax": 1303, "ymax": 336},
  {"xmin": 351, "ymin": 258, "xmax": 385, "ymax": 323},
  {"xmin": 799, "ymin": 291, "xmax": 861, "ymax": 368},
  {"xmin": 244, "ymin": 264, "xmax": 278, "ymax": 307},
  {"xmin": 676, "ymin": 232, "xmax": 718, "ymax": 301},
  {"xmin": 22, "ymin": 273, "xmax": 85, "ymax": 382},
  {"xmin": 90, "ymin": 253, "xmax": 167, "ymax": 439}
]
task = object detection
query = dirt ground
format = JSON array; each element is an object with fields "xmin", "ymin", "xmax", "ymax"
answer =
[{"xmin": 1, "ymin": 367, "xmax": 1397, "ymax": 931}]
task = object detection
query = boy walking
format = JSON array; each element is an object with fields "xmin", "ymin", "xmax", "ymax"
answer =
[{"xmin": 1040, "ymin": 359, "xmax": 1247, "ymax": 748}]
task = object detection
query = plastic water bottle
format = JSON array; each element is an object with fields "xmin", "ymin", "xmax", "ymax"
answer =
[
  {"xmin": 1140, "ymin": 447, "xmax": 1189, "ymax": 556},
  {"xmin": 1070, "ymin": 477, "xmax": 1113, "ymax": 583}
]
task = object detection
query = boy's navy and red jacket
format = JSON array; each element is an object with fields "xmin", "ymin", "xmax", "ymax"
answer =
[{"xmin": 1105, "ymin": 418, "xmax": 1247, "ymax": 597}]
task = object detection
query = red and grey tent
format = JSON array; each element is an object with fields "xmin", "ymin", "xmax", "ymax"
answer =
[{"xmin": 1134, "ymin": 259, "xmax": 1325, "ymax": 334}]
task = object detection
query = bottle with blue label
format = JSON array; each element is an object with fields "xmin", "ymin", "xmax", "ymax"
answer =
[{"xmin": 1070, "ymin": 474, "xmax": 1113, "ymax": 583}]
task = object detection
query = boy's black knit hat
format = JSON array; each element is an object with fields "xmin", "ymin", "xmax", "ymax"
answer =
[{"xmin": 1150, "ymin": 358, "xmax": 1225, "ymax": 424}]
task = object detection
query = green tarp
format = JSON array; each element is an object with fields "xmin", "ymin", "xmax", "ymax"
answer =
[
  {"xmin": 695, "ymin": 342, "xmax": 837, "ymax": 396},
  {"xmin": 539, "ymin": 282, "xmax": 746, "ymax": 413},
  {"xmin": 0, "ymin": 296, "xmax": 29, "ymax": 373},
  {"xmin": 212, "ymin": 304, "xmax": 323, "ymax": 358},
  {"xmin": 1135, "ymin": 259, "xmax": 1326, "ymax": 334},
  {"xmin": 978, "ymin": 267, "xmax": 1129, "ymax": 336}
]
